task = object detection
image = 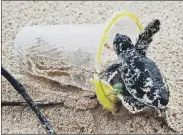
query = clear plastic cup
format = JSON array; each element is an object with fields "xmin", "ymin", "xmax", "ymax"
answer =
[{"xmin": 13, "ymin": 12, "xmax": 142, "ymax": 91}]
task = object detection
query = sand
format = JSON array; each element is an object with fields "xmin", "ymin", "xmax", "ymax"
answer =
[{"xmin": 2, "ymin": 1, "xmax": 183, "ymax": 134}]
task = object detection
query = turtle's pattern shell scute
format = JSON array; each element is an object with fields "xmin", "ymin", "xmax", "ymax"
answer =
[{"xmin": 120, "ymin": 50, "xmax": 169, "ymax": 108}]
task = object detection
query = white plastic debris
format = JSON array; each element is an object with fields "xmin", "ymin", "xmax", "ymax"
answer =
[{"xmin": 13, "ymin": 11, "xmax": 141, "ymax": 91}]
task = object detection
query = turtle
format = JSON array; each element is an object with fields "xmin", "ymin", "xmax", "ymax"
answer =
[
  {"xmin": 99, "ymin": 19, "xmax": 170, "ymax": 114},
  {"xmin": 112, "ymin": 28, "xmax": 169, "ymax": 109}
]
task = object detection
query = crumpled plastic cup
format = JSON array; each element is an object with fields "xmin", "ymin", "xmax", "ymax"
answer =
[{"xmin": 13, "ymin": 10, "xmax": 142, "ymax": 92}]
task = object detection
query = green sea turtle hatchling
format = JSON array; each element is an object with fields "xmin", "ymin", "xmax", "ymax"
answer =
[
  {"xmin": 113, "ymin": 31, "xmax": 169, "ymax": 109},
  {"xmin": 100, "ymin": 19, "xmax": 170, "ymax": 114}
]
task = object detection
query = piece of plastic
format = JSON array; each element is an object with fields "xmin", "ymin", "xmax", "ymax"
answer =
[{"xmin": 14, "ymin": 24, "xmax": 106, "ymax": 91}]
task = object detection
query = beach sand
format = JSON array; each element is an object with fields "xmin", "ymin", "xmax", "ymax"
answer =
[{"xmin": 2, "ymin": 1, "xmax": 183, "ymax": 134}]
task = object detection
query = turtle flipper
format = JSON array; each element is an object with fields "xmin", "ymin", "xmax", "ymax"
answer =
[
  {"xmin": 99, "ymin": 63, "xmax": 122, "ymax": 84},
  {"xmin": 118, "ymin": 94, "xmax": 148, "ymax": 114},
  {"xmin": 135, "ymin": 19, "xmax": 160, "ymax": 56},
  {"xmin": 102, "ymin": 63, "xmax": 121, "ymax": 75}
]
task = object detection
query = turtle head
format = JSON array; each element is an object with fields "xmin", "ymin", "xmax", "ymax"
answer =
[{"xmin": 113, "ymin": 33, "xmax": 134, "ymax": 55}]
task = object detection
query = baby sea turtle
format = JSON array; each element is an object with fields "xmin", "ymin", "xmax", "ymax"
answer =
[
  {"xmin": 100, "ymin": 19, "xmax": 169, "ymax": 114},
  {"xmin": 113, "ymin": 27, "xmax": 169, "ymax": 109}
]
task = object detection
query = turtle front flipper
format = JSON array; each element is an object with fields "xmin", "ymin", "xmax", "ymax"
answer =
[
  {"xmin": 118, "ymin": 94, "xmax": 148, "ymax": 114},
  {"xmin": 135, "ymin": 19, "xmax": 161, "ymax": 56},
  {"xmin": 99, "ymin": 63, "xmax": 122, "ymax": 84}
]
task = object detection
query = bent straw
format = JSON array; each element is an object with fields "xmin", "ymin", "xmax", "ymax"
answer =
[{"xmin": 1, "ymin": 67, "xmax": 56, "ymax": 135}]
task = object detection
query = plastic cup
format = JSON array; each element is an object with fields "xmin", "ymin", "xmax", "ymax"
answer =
[{"xmin": 13, "ymin": 11, "xmax": 142, "ymax": 91}]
